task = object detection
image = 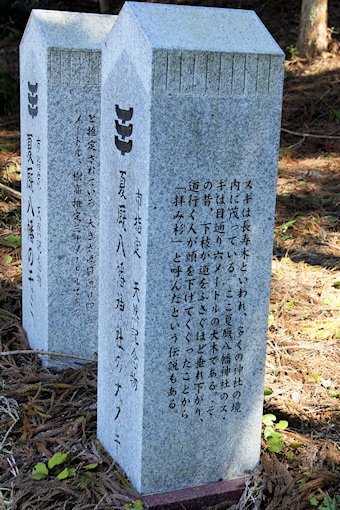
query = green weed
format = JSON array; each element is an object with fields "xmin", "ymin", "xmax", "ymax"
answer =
[
  {"xmin": 286, "ymin": 45, "xmax": 299, "ymax": 59},
  {"xmin": 329, "ymin": 110, "xmax": 340, "ymax": 122},
  {"xmin": 310, "ymin": 495, "xmax": 340, "ymax": 509},
  {"xmin": 262, "ymin": 414, "xmax": 289, "ymax": 454},
  {"xmin": 125, "ymin": 501, "xmax": 144, "ymax": 509},
  {"xmin": 268, "ymin": 313, "xmax": 274, "ymax": 326},
  {"xmin": 278, "ymin": 220, "xmax": 296, "ymax": 232},
  {"xmin": 116, "ymin": 471, "xmax": 131, "ymax": 488},
  {"xmin": 2, "ymin": 234, "xmax": 20, "ymax": 264},
  {"xmin": 274, "ymin": 219, "xmax": 296, "ymax": 244},
  {"xmin": 328, "ymin": 390, "xmax": 340, "ymax": 399},
  {"xmin": 32, "ymin": 451, "xmax": 98, "ymax": 488}
]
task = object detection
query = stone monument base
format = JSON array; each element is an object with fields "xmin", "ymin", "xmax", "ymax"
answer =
[{"xmin": 143, "ymin": 478, "xmax": 246, "ymax": 510}]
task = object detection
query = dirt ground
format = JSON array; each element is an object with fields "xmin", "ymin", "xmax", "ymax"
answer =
[{"xmin": 0, "ymin": 0, "xmax": 339, "ymax": 509}]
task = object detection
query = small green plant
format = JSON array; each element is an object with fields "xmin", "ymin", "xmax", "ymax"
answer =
[
  {"xmin": 289, "ymin": 439, "xmax": 303, "ymax": 449},
  {"xmin": 297, "ymin": 471, "xmax": 311, "ymax": 486},
  {"xmin": 32, "ymin": 451, "xmax": 98, "ymax": 487},
  {"xmin": 32, "ymin": 462, "xmax": 49, "ymax": 480},
  {"xmin": 7, "ymin": 235, "xmax": 21, "ymax": 247},
  {"xmin": 287, "ymin": 45, "xmax": 299, "ymax": 59},
  {"xmin": 329, "ymin": 110, "xmax": 340, "ymax": 122},
  {"xmin": 309, "ymin": 371, "xmax": 321, "ymax": 383},
  {"xmin": 275, "ymin": 219, "xmax": 296, "ymax": 243},
  {"xmin": 331, "ymin": 463, "xmax": 340, "ymax": 472},
  {"xmin": 279, "ymin": 146, "xmax": 290, "ymax": 154},
  {"xmin": 277, "ymin": 220, "xmax": 296, "ymax": 232},
  {"xmin": 125, "ymin": 501, "xmax": 144, "ymax": 509},
  {"xmin": 262, "ymin": 414, "xmax": 289, "ymax": 453},
  {"xmin": 0, "ymin": 235, "xmax": 21, "ymax": 248},
  {"xmin": 116, "ymin": 471, "xmax": 131, "ymax": 488},
  {"xmin": 2, "ymin": 235, "xmax": 21, "ymax": 265},
  {"xmin": 328, "ymin": 389, "xmax": 340, "ymax": 399},
  {"xmin": 310, "ymin": 495, "xmax": 340, "ymax": 509},
  {"xmin": 268, "ymin": 313, "xmax": 274, "ymax": 326},
  {"xmin": 323, "ymin": 294, "xmax": 340, "ymax": 307},
  {"xmin": 0, "ymin": 142, "xmax": 10, "ymax": 153}
]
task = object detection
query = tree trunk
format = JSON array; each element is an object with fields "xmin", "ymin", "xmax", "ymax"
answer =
[{"xmin": 297, "ymin": 0, "xmax": 329, "ymax": 58}]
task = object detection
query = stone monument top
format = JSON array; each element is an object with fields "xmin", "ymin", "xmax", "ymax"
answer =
[
  {"xmin": 116, "ymin": 1, "xmax": 283, "ymax": 54},
  {"xmin": 21, "ymin": 9, "xmax": 115, "ymax": 50}
]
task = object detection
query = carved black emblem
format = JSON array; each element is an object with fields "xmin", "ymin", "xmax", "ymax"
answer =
[
  {"xmin": 115, "ymin": 120, "xmax": 133, "ymax": 138},
  {"xmin": 28, "ymin": 82, "xmax": 38, "ymax": 118},
  {"xmin": 116, "ymin": 105, "xmax": 133, "ymax": 122},
  {"xmin": 115, "ymin": 105, "xmax": 133, "ymax": 155}
]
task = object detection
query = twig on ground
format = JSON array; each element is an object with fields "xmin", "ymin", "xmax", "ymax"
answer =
[
  {"xmin": 7, "ymin": 456, "xmax": 19, "ymax": 477},
  {"xmin": 281, "ymin": 127, "xmax": 340, "ymax": 140},
  {"xmin": 0, "ymin": 349, "xmax": 97, "ymax": 362},
  {"xmin": 235, "ymin": 466, "xmax": 264, "ymax": 510},
  {"xmin": 310, "ymin": 431, "xmax": 314, "ymax": 470},
  {"xmin": 0, "ymin": 396, "xmax": 19, "ymax": 452},
  {"xmin": 288, "ymin": 137, "xmax": 305, "ymax": 149},
  {"xmin": 0, "ymin": 183, "xmax": 21, "ymax": 200}
]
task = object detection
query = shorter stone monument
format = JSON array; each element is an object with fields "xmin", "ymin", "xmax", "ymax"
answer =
[
  {"xmin": 97, "ymin": 2, "xmax": 284, "ymax": 507},
  {"xmin": 20, "ymin": 10, "xmax": 116, "ymax": 365}
]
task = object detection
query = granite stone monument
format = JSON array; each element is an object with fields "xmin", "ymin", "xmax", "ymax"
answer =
[
  {"xmin": 20, "ymin": 10, "xmax": 116, "ymax": 364},
  {"xmin": 97, "ymin": 2, "xmax": 284, "ymax": 505}
]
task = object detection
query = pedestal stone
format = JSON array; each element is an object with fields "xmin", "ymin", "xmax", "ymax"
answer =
[
  {"xmin": 98, "ymin": 1, "xmax": 284, "ymax": 500},
  {"xmin": 20, "ymin": 10, "xmax": 116, "ymax": 365}
]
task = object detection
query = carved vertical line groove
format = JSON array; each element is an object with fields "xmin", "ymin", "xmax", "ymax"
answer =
[
  {"xmin": 232, "ymin": 55, "xmax": 235, "ymax": 95},
  {"xmin": 60, "ymin": 52, "xmax": 64, "ymax": 84},
  {"xmin": 70, "ymin": 53, "xmax": 74, "ymax": 84},
  {"xmin": 152, "ymin": 52, "xmax": 156, "ymax": 92},
  {"xmin": 204, "ymin": 53, "xmax": 209, "ymax": 93},
  {"xmin": 268, "ymin": 56, "xmax": 272, "ymax": 96},
  {"xmin": 179, "ymin": 52, "xmax": 182, "ymax": 93},
  {"xmin": 231, "ymin": 55, "xmax": 235, "ymax": 96},
  {"xmin": 165, "ymin": 52, "xmax": 169, "ymax": 93},
  {"xmin": 217, "ymin": 53, "xmax": 222, "ymax": 97},
  {"xmin": 255, "ymin": 55, "xmax": 259, "ymax": 95}
]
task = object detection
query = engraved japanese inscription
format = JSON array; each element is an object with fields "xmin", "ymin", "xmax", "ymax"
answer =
[{"xmin": 168, "ymin": 179, "xmax": 252, "ymax": 421}]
